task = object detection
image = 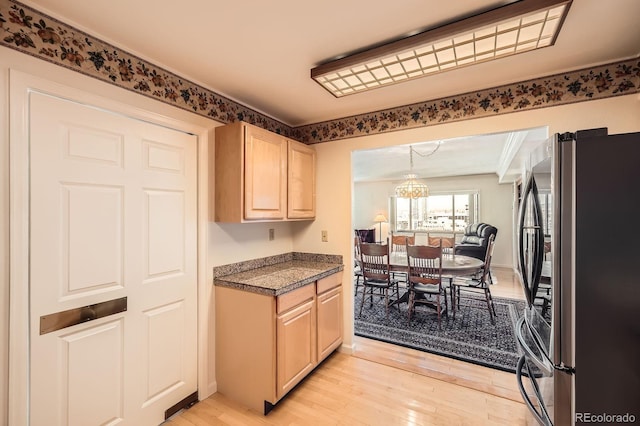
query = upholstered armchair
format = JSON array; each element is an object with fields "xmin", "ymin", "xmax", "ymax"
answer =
[{"xmin": 454, "ymin": 223, "xmax": 498, "ymax": 260}]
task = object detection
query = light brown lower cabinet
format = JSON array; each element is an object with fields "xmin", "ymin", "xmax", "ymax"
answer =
[
  {"xmin": 317, "ymin": 276, "xmax": 344, "ymax": 361},
  {"xmin": 215, "ymin": 272, "xmax": 343, "ymax": 414},
  {"xmin": 276, "ymin": 297, "xmax": 316, "ymax": 400}
]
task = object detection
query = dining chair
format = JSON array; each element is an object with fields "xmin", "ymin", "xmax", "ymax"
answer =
[
  {"xmin": 451, "ymin": 234, "xmax": 497, "ymax": 324},
  {"xmin": 427, "ymin": 235, "xmax": 456, "ymax": 302},
  {"xmin": 405, "ymin": 240, "xmax": 448, "ymax": 329},
  {"xmin": 389, "ymin": 231, "xmax": 415, "ymax": 285},
  {"xmin": 353, "ymin": 236, "xmax": 363, "ymax": 296},
  {"xmin": 428, "ymin": 235, "xmax": 455, "ymax": 252},
  {"xmin": 390, "ymin": 231, "xmax": 416, "ymax": 253},
  {"xmin": 358, "ymin": 238, "xmax": 401, "ymax": 318}
]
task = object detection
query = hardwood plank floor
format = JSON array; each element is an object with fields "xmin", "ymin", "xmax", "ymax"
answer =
[
  {"xmin": 352, "ymin": 267, "xmax": 527, "ymax": 402},
  {"xmin": 167, "ymin": 267, "xmax": 533, "ymax": 425}
]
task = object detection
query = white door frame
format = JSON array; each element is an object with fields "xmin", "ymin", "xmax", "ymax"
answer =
[{"xmin": 8, "ymin": 69, "xmax": 212, "ymax": 425}]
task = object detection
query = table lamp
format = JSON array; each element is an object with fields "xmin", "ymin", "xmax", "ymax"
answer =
[{"xmin": 374, "ymin": 214, "xmax": 387, "ymax": 242}]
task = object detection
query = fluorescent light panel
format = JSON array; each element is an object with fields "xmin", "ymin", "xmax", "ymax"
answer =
[{"xmin": 311, "ymin": 0, "xmax": 572, "ymax": 97}]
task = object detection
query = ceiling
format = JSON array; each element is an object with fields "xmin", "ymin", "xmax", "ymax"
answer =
[
  {"xmin": 352, "ymin": 126, "xmax": 549, "ymax": 183},
  {"xmin": 22, "ymin": 0, "xmax": 640, "ymax": 127},
  {"xmin": 20, "ymin": 0, "xmax": 639, "ymax": 182}
]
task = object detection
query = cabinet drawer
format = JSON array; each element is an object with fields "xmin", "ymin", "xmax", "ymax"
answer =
[
  {"xmin": 317, "ymin": 272, "xmax": 342, "ymax": 294},
  {"xmin": 277, "ymin": 284, "xmax": 315, "ymax": 314}
]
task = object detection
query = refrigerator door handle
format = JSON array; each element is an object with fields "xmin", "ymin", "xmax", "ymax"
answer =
[
  {"xmin": 516, "ymin": 356, "xmax": 552, "ymax": 426},
  {"xmin": 516, "ymin": 316, "xmax": 554, "ymax": 375},
  {"xmin": 554, "ymin": 363, "xmax": 575, "ymax": 375}
]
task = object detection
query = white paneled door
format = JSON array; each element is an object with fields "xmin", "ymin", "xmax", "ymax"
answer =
[{"xmin": 28, "ymin": 92, "xmax": 197, "ymax": 425}]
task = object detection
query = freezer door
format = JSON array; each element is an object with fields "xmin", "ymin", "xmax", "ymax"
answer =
[
  {"xmin": 553, "ymin": 129, "xmax": 640, "ymax": 423},
  {"xmin": 572, "ymin": 130, "xmax": 640, "ymax": 419}
]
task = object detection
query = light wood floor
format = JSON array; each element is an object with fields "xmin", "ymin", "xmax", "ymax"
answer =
[{"xmin": 167, "ymin": 267, "xmax": 533, "ymax": 425}]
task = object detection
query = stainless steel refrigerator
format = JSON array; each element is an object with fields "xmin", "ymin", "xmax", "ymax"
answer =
[{"xmin": 515, "ymin": 128, "xmax": 640, "ymax": 425}]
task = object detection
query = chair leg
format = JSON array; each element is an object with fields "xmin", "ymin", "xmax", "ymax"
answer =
[
  {"xmin": 483, "ymin": 288, "xmax": 495, "ymax": 324},
  {"xmin": 359, "ymin": 285, "xmax": 367, "ymax": 317},
  {"xmin": 443, "ymin": 289, "xmax": 448, "ymax": 318},
  {"xmin": 394, "ymin": 281, "xmax": 401, "ymax": 312},
  {"xmin": 487, "ymin": 288, "xmax": 497, "ymax": 317},
  {"xmin": 451, "ymin": 285, "xmax": 456, "ymax": 320},
  {"xmin": 541, "ymin": 297, "xmax": 550, "ymax": 317},
  {"xmin": 407, "ymin": 291, "xmax": 414, "ymax": 320},
  {"xmin": 447, "ymin": 278, "xmax": 455, "ymax": 318},
  {"xmin": 384, "ymin": 288, "xmax": 389, "ymax": 318}
]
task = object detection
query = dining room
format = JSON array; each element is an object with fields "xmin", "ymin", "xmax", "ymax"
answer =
[
  {"xmin": 350, "ymin": 127, "xmax": 547, "ymax": 387},
  {"xmin": 351, "ymin": 127, "xmax": 548, "ymax": 268}
]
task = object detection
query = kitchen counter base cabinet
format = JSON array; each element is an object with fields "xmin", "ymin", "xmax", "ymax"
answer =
[
  {"xmin": 215, "ymin": 272, "xmax": 343, "ymax": 414},
  {"xmin": 316, "ymin": 273, "xmax": 343, "ymax": 361},
  {"xmin": 276, "ymin": 295, "xmax": 316, "ymax": 400}
]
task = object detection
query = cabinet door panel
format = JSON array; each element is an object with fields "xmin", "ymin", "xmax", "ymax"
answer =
[
  {"xmin": 317, "ymin": 286, "xmax": 343, "ymax": 361},
  {"xmin": 276, "ymin": 299, "xmax": 316, "ymax": 399},
  {"xmin": 244, "ymin": 126, "xmax": 287, "ymax": 219},
  {"xmin": 287, "ymin": 140, "xmax": 316, "ymax": 219}
]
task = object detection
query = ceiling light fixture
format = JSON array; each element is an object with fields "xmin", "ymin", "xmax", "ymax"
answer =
[
  {"xmin": 311, "ymin": 0, "xmax": 572, "ymax": 97},
  {"xmin": 395, "ymin": 142, "xmax": 441, "ymax": 199}
]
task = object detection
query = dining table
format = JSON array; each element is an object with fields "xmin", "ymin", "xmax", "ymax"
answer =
[
  {"xmin": 389, "ymin": 251, "xmax": 484, "ymax": 275},
  {"xmin": 387, "ymin": 252, "xmax": 485, "ymax": 311}
]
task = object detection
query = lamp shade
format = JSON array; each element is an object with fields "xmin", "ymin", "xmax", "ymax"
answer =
[
  {"xmin": 374, "ymin": 214, "xmax": 387, "ymax": 223},
  {"xmin": 395, "ymin": 174, "xmax": 429, "ymax": 198}
]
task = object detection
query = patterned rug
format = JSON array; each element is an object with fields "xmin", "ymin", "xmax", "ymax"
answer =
[{"xmin": 354, "ymin": 289, "xmax": 526, "ymax": 373}]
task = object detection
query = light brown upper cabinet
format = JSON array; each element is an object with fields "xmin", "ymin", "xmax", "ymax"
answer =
[
  {"xmin": 287, "ymin": 139, "xmax": 316, "ymax": 219},
  {"xmin": 213, "ymin": 121, "xmax": 316, "ymax": 222}
]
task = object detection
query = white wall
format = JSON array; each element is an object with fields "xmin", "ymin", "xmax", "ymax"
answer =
[{"xmin": 354, "ymin": 174, "xmax": 515, "ymax": 268}]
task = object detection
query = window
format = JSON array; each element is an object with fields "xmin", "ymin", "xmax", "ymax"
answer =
[{"xmin": 391, "ymin": 192, "xmax": 479, "ymax": 233}]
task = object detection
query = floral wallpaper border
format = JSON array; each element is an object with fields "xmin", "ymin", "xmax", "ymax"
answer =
[
  {"xmin": 295, "ymin": 58, "xmax": 640, "ymax": 144},
  {"xmin": 1, "ymin": 0, "xmax": 638, "ymax": 145}
]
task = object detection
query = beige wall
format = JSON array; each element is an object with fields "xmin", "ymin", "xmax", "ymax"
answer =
[
  {"xmin": 0, "ymin": 47, "xmax": 8, "ymax": 426},
  {"xmin": 208, "ymin": 222, "xmax": 295, "ymax": 266},
  {"xmin": 354, "ymin": 174, "xmax": 515, "ymax": 268}
]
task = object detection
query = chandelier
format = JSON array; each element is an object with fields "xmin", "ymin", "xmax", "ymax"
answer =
[{"xmin": 395, "ymin": 143, "xmax": 440, "ymax": 199}]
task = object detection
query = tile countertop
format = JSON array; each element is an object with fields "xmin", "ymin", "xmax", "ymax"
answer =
[{"xmin": 214, "ymin": 253, "xmax": 344, "ymax": 297}]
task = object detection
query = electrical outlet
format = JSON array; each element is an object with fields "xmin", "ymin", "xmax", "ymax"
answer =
[
  {"xmin": 321, "ymin": 230, "xmax": 328, "ymax": 242},
  {"xmin": 269, "ymin": 228, "xmax": 275, "ymax": 241}
]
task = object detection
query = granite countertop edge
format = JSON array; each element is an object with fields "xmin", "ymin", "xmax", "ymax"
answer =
[
  {"xmin": 213, "ymin": 252, "xmax": 344, "ymax": 297},
  {"xmin": 215, "ymin": 264, "xmax": 344, "ymax": 296}
]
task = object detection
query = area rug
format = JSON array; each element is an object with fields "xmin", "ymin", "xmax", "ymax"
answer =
[{"xmin": 354, "ymin": 290, "xmax": 526, "ymax": 373}]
